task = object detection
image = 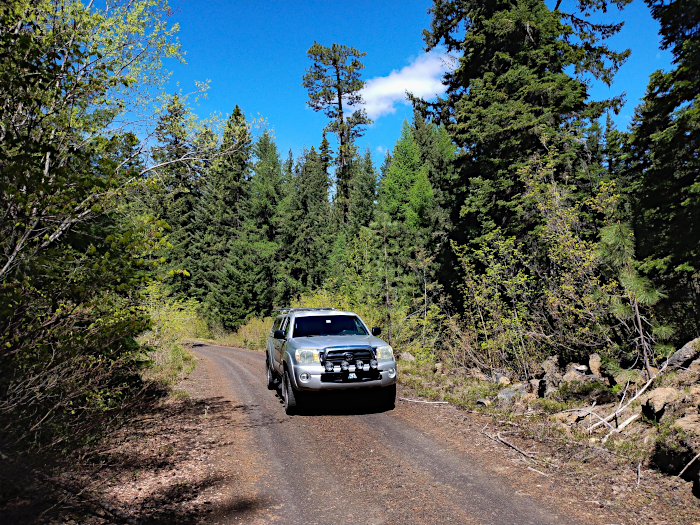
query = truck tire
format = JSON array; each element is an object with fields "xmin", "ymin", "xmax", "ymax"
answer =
[
  {"xmin": 282, "ymin": 369, "xmax": 300, "ymax": 415},
  {"xmin": 266, "ymin": 359, "xmax": 276, "ymax": 390},
  {"xmin": 379, "ymin": 384, "xmax": 396, "ymax": 410}
]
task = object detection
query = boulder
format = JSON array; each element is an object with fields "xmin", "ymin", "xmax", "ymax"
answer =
[
  {"xmin": 689, "ymin": 358, "xmax": 700, "ymax": 374},
  {"xmin": 674, "ymin": 412, "xmax": 700, "ymax": 436},
  {"xmin": 529, "ymin": 379, "xmax": 542, "ymax": 394},
  {"xmin": 399, "ymin": 351, "xmax": 415, "ymax": 362},
  {"xmin": 433, "ymin": 362, "xmax": 444, "ymax": 374},
  {"xmin": 541, "ymin": 356, "xmax": 560, "ymax": 376},
  {"xmin": 667, "ymin": 337, "xmax": 700, "ymax": 369},
  {"xmin": 562, "ymin": 370, "xmax": 583, "ymax": 383},
  {"xmin": 497, "ymin": 383, "xmax": 527, "ymax": 402},
  {"xmin": 544, "ymin": 382, "xmax": 559, "ymax": 398},
  {"xmin": 497, "ymin": 388, "xmax": 519, "ymax": 402},
  {"xmin": 613, "ymin": 369, "xmax": 644, "ymax": 388},
  {"xmin": 565, "ymin": 363, "xmax": 588, "ymax": 374},
  {"xmin": 589, "ymin": 354, "xmax": 602, "ymax": 376},
  {"xmin": 643, "ymin": 387, "xmax": 680, "ymax": 419},
  {"xmin": 497, "ymin": 375, "xmax": 511, "ymax": 386},
  {"xmin": 476, "ymin": 398, "xmax": 492, "ymax": 407}
]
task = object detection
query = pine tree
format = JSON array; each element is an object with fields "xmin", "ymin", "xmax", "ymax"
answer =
[
  {"xmin": 277, "ymin": 147, "xmax": 333, "ymax": 305},
  {"xmin": 348, "ymin": 148, "xmax": 378, "ymax": 234},
  {"xmin": 244, "ymin": 131, "xmax": 286, "ymax": 313},
  {"xmin": 628, "ymin": 0, "xmax": 700, "ymax": 340},
  {"xmin": 419, "ymin": 0, "xmax": 631, "ymax": 246},
  {"xmin": 302, "ymin": 42, "xmax": 372, "ymax": 223},
  {"xmin": 411, "ymin": 111, "xmax": 456, "ymax": 221},
  {"xmin": 189, "ymin": 106, "xmax": 251, "ymax": 323},
  {"xmin": 378, "ymin": 120, "xmax": 424, "ymax": 223},
  {"xmin": 152, "ymin": 95, "xmax": 202, "ymax": 297}
]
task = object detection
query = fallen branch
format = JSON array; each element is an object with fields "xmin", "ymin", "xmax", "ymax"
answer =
[
  {"xmin": 527, "ymin": 466, "xmax": 550, "ymax": 477},
  {"xmin": 480, "ymin": 429, "xmax": 536, "ymax": 460},
  {"xmin": 554, "ymin": 403, "xmax": 616, "ymax": 432},
  {"xmin": 496, "ymin": 432, "xmax": 538, "ymax": 460},
  {"xmin": 399, "ymin": 397, "xmax": 448, "ymax": 404},
  {"xmin": 587, "ymin": 362, "xmax": 667, "ymax": 432},
  {"xmin": 601, "ymin": 413, "xmax": 640, "ymax": 444},
  {"xmin": 637, "ymin": 461, "xmax": 642, "ymax": 487},
  {"xmin": 677, "ymin": 451, "xmax": 700, "ymax": 478}
]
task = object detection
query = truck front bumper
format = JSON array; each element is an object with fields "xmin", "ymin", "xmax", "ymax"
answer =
[{"xmin": 290, "ymin": 363, "xmax": 397, "ymax": 391}]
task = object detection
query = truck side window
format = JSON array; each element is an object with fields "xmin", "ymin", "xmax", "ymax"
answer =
[
  {"xmin": 279, "ymin": 317, "xmax": 289, "ymax": 335},
  {"xmin": 272, "ymin": 317, "xmax": 282, "ymax": 331}
]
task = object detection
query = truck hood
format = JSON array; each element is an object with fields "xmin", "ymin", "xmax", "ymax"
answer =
[{"xmin": 291, "ymin": 335, "xmax": 388, "ymax": 349}]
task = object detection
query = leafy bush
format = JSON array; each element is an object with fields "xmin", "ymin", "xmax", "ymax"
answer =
[
  {"xmin": 139, "ymin": 282, "xmax": 203, "ymax": 384},
  {"xmin": 216, "ymin": 316, "xmax": 274, "ymax": 350}
]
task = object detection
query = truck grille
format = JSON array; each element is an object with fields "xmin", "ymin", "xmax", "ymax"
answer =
[
  {"xmin": 319, "ymin": 346, "xmax": 379, "ymax": 382},
  {"xmin": 322, "ymin": 346, "xmax": 374, "ymax": 365}
]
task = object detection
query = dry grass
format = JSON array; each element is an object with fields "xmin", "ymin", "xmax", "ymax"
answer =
[{"xmin": 205, "ymin": 316, "xmax": 272, "ymax": 351}]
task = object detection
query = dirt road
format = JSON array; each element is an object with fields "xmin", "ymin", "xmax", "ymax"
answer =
[{"xmin": 194, "ymin": 344, "xmax": 599, "ymax": 525}]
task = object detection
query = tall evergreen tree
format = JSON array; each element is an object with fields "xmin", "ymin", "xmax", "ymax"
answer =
[
  {"xmin": 277, "ymin": 147, "xmax": 333, "ymax": 304},
  {"xmin": 411, "ymin": 111, "xmax": 457, "ymax": 222},
  {"xmin": 628, "ymin": 0, "xmax": 700, "ymax": 340},
  {"xmin": 190, "ymin": 106, "xmax": 251, "ymax": 323},
  {"xmin": 152, "ymin": 96, "xmax": 202, "ymax": 297},
  {"xmin": 348, "ymin": 148, "xmax": 378, "ymax": 234},
  {"xmin": 243, "ymin": 131, "xmax": 286, "ymax": 313},
  {"xmin": 419, "ymin": 0, "xmax": 631, "ymax": 246},
  {"xmin": 302, "ymin": 42, "xmax": 372, "ymax": 223},
  {"xmin": 379, "ymin": 120, "xmax": 434, "ymax": 231}
]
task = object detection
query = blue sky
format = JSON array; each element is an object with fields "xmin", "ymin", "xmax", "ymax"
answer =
[{"xmin": 166, "ymin": 0, "xmax": 672, "ymax": 164}]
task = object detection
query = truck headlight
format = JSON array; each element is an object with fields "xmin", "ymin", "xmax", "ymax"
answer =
[
  {"xmin": 295, "ymin": 348, "xmax": 319, "ymax": 364},
  {"xmin": 376, "ymin": 345, "xmax": 394, "ymax": 361}
]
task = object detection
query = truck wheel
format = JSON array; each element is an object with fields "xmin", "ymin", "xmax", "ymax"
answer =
[
  {"xmin": 379, "ymin": 384, "xmax": 396, "ymax": 410},
  {"xmin": 282, "ymin": 370, "xmax": 300, "ymax": 415},
  {"xmin": 266, "ymin": 360, "xmax": 276, "ymax": 390}
]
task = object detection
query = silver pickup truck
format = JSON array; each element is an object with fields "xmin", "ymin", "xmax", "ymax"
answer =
[{"xmin": 265, "ymin": 308, "xmax": 397, "ymax": 414}]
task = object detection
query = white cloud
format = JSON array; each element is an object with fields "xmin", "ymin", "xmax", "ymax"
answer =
[{"xmin": 360, "ymin": 53, "xmax": 449, "ymax": 120}]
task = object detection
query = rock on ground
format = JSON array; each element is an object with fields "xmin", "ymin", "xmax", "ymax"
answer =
[
  {"xmin": 643, "ymin": 387, "xmax": 680, "ymax": 419},
  {"xmin": 400, "ymin": 351, "xmax": 415, "ymax": 362},
  {"xmin": 674, "ymin": 412, "xmax": 700, "ymax": 435},
  {"xmin": 541, "ymin": 356, "xmax": 559, "ymax": 376},
  {"xmin": 589, "ymin": 354, "xmax": 602, "ymax": 376},
  {"xmin": 562, "ymin": 370, "xmax": 583, "ymax": 383}
]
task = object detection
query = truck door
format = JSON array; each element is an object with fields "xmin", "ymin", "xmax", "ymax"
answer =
[{"xmin": 273, "ymin": 316, "xmax": 288, "ymax": 372}]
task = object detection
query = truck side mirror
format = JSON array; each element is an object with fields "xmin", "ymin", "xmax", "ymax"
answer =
[
  {"xmin": 274, "ymin": 329, "xmax": 286, "ymax": 340},
  {"xmin": 371, "ymin": 327, "xmax": 381, "ymax": 336}
]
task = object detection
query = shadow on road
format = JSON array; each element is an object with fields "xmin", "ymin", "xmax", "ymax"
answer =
[
  {"xmin": 274, "ymin": 389, "xmax": 393, "ymax": 416},
  {"xmin": 0, "ymin": 395, "xmax": 269, "ymax": 524}
]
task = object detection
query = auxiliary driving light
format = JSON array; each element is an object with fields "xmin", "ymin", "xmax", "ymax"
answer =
[
  {"xmin": 370, "ymin": 359, "xmax": 378, "ymax": 369},
  {"xmin": 340, "ymin": 360, "xmax": 349, "ymax": 371},
  {"xmin": 299, "ymin": 372, "xmax": 310, "ymax": 382},
  {"xmin": 324, "ymin": 361, "xmax": 334, "ymax": 372}
]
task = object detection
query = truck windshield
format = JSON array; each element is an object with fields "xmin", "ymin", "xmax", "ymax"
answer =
[{"xmin": 292, "ymin": 315, "xmax": 368, "ymax": 337}]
